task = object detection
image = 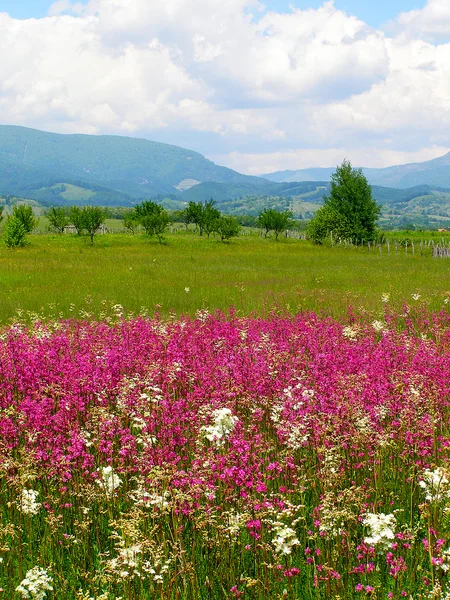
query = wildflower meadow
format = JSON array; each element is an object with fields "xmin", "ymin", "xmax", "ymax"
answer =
[{"xmin": 3, "ymin": 304, "xmax": 450, "ymax": 599}]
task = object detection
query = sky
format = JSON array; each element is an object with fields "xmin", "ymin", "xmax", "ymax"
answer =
[{"xmin": 0, "ymin": 0, "xmax": 449, "ymax": 174}]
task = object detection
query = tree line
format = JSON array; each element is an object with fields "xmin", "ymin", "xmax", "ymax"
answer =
[{"xmin": 1, "ymin": 161, "xmax": 382, "ymax": 247}]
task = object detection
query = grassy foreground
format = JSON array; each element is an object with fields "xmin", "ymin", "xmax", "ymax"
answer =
[{"xmin": 1, "ymin": 231, "xmax": 450, "ymax": 323}]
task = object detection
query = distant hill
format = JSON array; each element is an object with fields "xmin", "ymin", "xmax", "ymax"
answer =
[
  {"xmin": 0, "ymin": 124, "xmax": 265, "ymax": 205},
  {"xmin": 263, "ymin": 152, "xmax": 450, "ymax": 189}
]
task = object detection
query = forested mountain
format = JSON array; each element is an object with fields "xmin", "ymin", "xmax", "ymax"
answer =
[{"xmin": 0, "ymin": 124, "xmax": 265, "ymax": 205}]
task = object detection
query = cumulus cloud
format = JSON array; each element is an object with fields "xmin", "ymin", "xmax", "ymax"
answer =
[
  {"xmin": 0, "ymin": 0, "xmax": 449, "ymax": 173},
  {"xmin": 395, "ymin": 0, "xmax": 450, "ymax": 43}
]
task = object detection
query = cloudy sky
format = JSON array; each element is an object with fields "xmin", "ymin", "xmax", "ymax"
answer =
[{"xmin": 1, "ymin": 0, "xmax": 449, "ymax": 174}]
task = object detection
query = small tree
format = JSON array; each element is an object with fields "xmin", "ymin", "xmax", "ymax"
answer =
[
  {"xmin": 307, "ymin": 207, "xmax": 349, "ymax": 244},
  {"xmin": 68, "ymin": 206, "xmax": 85, "ymax": 235},
  {"xmin": 4, "ymin": 216, "xmax": 28, "ymax": 247},
  {"xmin": 186, "ymin": 199, "xmax": 220, "ymax": 237},
  {"xmin": 257, "ymin": 208, "xmax": 293, "ymax": 241},
  {"xmin": 123, "ymin": 209, "xmax": 140, "ymax": 234},
  {"xmin": 213, "ymin": 215, "xmax": 241, "ymax": 243},
  {"xmin": 82, "ymin": 206, "xmax": 108, "ymax": 244},
  {"xmin": 47, "ymin": 207, "xmax": 69, "ymax": 234},
  {"xmin": 135, "ymin": 200, "xmax": 170, "ymax": 243},
  {"xmin": 12, "ymin": 204, "xmax": 37, "ymax": 233},
  {"xmin": 307, "ymin": 160, "xmax": 380, "ymax": 244}
]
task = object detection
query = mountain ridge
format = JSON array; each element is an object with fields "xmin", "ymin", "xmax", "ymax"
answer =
[{"xmin": 262, "ymin": 151, "xmax": 450, "ymax": 189}]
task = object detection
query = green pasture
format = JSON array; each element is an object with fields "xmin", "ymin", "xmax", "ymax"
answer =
[{"xmin": 1, "ymin": 230, "xmax": 450, "ymax": 323}]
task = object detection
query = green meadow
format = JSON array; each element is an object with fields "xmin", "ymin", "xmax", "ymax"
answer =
[{"xmin": 1, "ymin": 228, "xmax": 450, "ymax": 323}]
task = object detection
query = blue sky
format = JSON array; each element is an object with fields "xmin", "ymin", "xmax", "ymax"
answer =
[
  {"xmin": 1, "ymin": 1, "xmax": 426, "ymax": 27},
  {"xmin": 1, "ymin": 0, "xmax": 449, "ymax": 173}
]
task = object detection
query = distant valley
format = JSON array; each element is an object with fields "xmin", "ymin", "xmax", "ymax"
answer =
[{"xmin": 2, "ymin": 125, "xmax": 450, "ymax": 227}]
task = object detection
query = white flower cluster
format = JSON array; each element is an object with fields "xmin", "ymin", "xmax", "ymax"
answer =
[
  {"xmin": 372, "ymin": 320, "xmax": 386, "ymax": 333},
  {"xmin": 342, "ymin": 325, "xmax": 359, "ymax": 341},
  {"xmin": 271, "ymin": 522, "xmax": 300, "ymax": 555},
  {"xmin": 363, "ymin": 512, "xmax": 396, "ymax": 551},
  {"xmin": 381, "ymin": 293, "xmax": 390, "ymax": 303},
  {"xmin": 16, "ymin": 566, "xmax": 53, "ymax": 600},
  {"xmin": 202, "ymin": 408, "xmax": 238, "ymax": 446},
  {"xmin": 19, "ymin": 489, "xmax": 41, "ymax": 515},
  {"xmin": 97, "ymin": 466, "xmax": 122, "ymax": 495},
  {"xmin": 419, "ymin": 467, "xmax": 450, "ymax": 502}
]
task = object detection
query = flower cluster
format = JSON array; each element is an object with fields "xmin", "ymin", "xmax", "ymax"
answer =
[{"xmin": 16, "ymin": 567, "xmax": 53, "ymax": 600}]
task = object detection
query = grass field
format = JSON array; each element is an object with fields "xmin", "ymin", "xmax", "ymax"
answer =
[{"xmin": 1, "ymin": 230, "xmax": 450, "ymax": 323}]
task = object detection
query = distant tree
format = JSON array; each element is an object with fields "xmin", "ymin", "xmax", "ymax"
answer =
[
  {"xmin": 0, "ymin": 205, "xmax": 4, "ymax": 225},
  {"xmin": 12, "ymin": 204, "xmax": 37, "ymax": 233},
  {"xmin": 213, "ymin": 215, "xmax": 241, "ymax": 243},
  {"xmin": 81, "ymin": 206, "xmax": 109, "ymax": 244},
  {"xmin": 257, "ymin": 208, "xmax": 293, "ymax": 241},
  {"xmin": 135, "ymin": 200, "xmax": 170, "ymax": 242},
  {"xmin": 47, "ymin": 207, "xmax": 69, "ymax": 234},
  {"xmin": 307, "ymin": 160, "xmax": 380, "ymax": 244},
  {"xmin": 4, "ymin": 216, "xmax": 28, "ymax": 247},
  {"xmin": 123, "ymin": 209, "xmax": 140, "ymax": 234},
  {"xmin": 68, "ymin": 206, "xmax": 85, "ymax": 235},
  {"xmin": 186, "ymin": 199, "xmax": 220, "ymax": 237},
  {"xmin": 307, "ymin": 207, "xmax": 349, "ymax": 245}
]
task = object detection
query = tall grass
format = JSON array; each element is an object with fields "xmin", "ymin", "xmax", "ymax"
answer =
[{"xmin": 1, "ymin": 232, "xmax": 450, "ymax": 323}]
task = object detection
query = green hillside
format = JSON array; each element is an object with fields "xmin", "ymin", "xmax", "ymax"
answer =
[{"xmin": 0, "ymin": 124, "xmax": 264, "ymax": 204}]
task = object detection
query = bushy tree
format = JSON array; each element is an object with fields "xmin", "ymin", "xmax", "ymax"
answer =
[
  {"xmin": 82, "ymin": 206, "xmax": 108, "ymax": 244},
  {"xmin": 257, "ymin": 208, "xmax": 293, "ymax": 241},
  {"xmin": 68, "ymin": 206, "xmax": 85, "ymax": 235},
  {"xmin": 12, "ymin": 204, "xmax": 37, "ymax": 233},
  {"xmin": 213, "ymin": 215, "xmax": 241, "ymax": 242},
  {"xmin": 135, "ymin": 201, "xmax": 170, "ymax": 243},
  {"xmin": 186, "ymin": 199, "xmax": 220, "ymax": 237},
  {"xmin": 123, "ymin": 209, "xmax": 139, "ymax": 234},
  {"xmin": 307, "ymin": 160, "xmax": 380, "ymax": 244},
  {"xmin": 68, "ymin": 205, "xmax": 108, "ymax": 243},
  {"xmin": 307, "ymin": 207, "xmax": 349, "ymax": 245},
  {"xmin": 47, "ymin": 207, "xmax": 69, "ymax": 234},
  {"xmin": 4, "ymin": 216, "xmax": 28, "ymax": 247}
]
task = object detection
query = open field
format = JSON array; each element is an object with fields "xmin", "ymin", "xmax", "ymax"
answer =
[{"xmin": 1, "ymin": 231, "xmax": 450, "ymax": 323}]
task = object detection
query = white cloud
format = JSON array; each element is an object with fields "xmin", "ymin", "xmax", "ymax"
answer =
[
  {"xmin": 0, "ymin": 0, "xmax": 448, "ymax": 173},
  {"xmin": 215, "ymin": 146, "xmax": 450, "ymax": 176},
  {"xmin": 395, "ymin": 0, "xmax": 450, "ymax": 43}
]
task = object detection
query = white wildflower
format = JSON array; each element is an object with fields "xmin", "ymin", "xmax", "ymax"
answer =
[
  {"xmin": 19, "ymin": 489, "xmax": 41, "ymax": 515},
  {"xmin": 381, "ymin": 293, "xmax": 390, "ymax": 303},
  {"xmin": 363, "ymin": 512, "xmax": 396, "ymax": 551},
  {"xmin": 412, "ymin": 293, "xmax": 421, "ymax": 301},
  {"xmin": 16, "ymin": 566, "xmax": 53, "ymax": 600},
  {"xmin": 97, "ymin": 466, "xmax": 122, "ymax": 494},
  {"xmin": 271, "ymin": 522, "xmax": 300, "ymax": 555},
  {"xmin": 372, "ymin": 320, "xmax": 386, "ymax": 333},
  {"xmin": 184, "ymin": 287, "xmax": 190, "ymax": 294},
  {"xmin": 419, "ymin": 467, "xmax": 450, "ymax": 502},
  {"xmin": 202, "ymin": 408, "xmax": 238, "ymax": 446},
  {"xmin": 342, "ymin": 325, "xmax": 358, "ymax": 341}
]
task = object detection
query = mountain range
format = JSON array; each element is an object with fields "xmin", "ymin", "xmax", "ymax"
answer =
[
  {"xmin": 2, "ymin": 125, "xmax": 450, "ymax": 227},
  {"xmin": 262, "ymin": 152, "xmax": 450, "ymax": 189}
]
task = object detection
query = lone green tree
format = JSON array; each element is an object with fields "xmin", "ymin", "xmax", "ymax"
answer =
[
  {"xmin": 135, "ymin": 201, "xmax": 170, "ymax": 243},
  {"xmin": 47, "ymin": 207, "xmax": 69, "ymax": 234},
  {"xmin": 4, "ymin": 216, "xmax": 28, "ymax": 247},
  {"xmin": 68, "ymin": 206, "xmax": 85, "ymax": 235},
  {"xmin": 186, "ymin": 199, "xmax": 220, "ymax": 237},
  {"xmin": 82, "ymin": 206, "xmax": 108, "ymax": 244},
  {"xmin": 12, "ymin": 204, "xmax": 37, "ymax": 233},
  {"xmin": 307, "ymin": 160, "xmax": 380, "ymax": 244},
  {"xmin": 257, "ymin": 208, "xmax": 293, "ymax": 241},
  {"xmin": 123, "ymin": 209, "xmax": 140, "ymax": 234},
  {"xmin": 213, "ymin": 215, "xmax": 241, "ymax": 243}
]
